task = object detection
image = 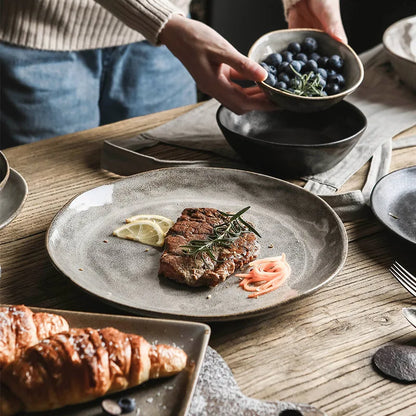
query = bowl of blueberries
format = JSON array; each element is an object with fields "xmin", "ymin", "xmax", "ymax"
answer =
[{"xmin": 248, "ymin": 29, "xmax": 364, "ymax": 112}]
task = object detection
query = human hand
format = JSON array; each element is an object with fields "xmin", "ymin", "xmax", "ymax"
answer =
[
  {"xmin": 159, "ymin": 15, "xmax": 277, "ymax": 114},
  {"xmin": 286, "ymin": 0, "xmax": 347, "ymax": 44}
]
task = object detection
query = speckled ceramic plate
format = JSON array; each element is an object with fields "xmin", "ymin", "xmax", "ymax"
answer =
[
  {"xmin": 18, "ymin": 306, "xmax": 210, "ymax": 416},
  {"xmin": 371, "ymin": 165, "xmax": 416, "ymax": 245},
  {"xmin": 0, "ymin": 151, "xmax": 10, "ymax": 192},
  {"xmin": 46, "ymin": 167, "xmax": 347, "ymax": 321},
  {"xmin": 0, "ymin": 168, "xmax": 28, "ymax": 230}
]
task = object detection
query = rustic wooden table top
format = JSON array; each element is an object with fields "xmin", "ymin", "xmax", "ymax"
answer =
[{"xmin": 1, "ymin": 104, "xmax": 415, "ymax": 416}]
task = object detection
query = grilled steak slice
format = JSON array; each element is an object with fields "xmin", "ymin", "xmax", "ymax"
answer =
[{"xmin": 159, "ymin": 208, "xmax": 259, "ymax": 287}]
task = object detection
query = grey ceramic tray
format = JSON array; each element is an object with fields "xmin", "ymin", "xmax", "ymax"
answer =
[
  {"xmin": 46, "ymin": 167, "xmax": 347, "ymax": 321},
  {"xmin": 21, "ymin": 306, "xmax": 210, "ymax": 416}
]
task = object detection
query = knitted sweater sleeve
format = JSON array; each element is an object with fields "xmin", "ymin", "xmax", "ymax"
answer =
[{"xmin": 95, "ymin": 0, "xmax": 186, "ymax": 45}]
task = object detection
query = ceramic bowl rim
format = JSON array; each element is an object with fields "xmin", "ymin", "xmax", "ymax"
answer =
[
  {"xmin": 370, "ymin": 165, "xmax": 416, "ymax": 245},
  {"xmin": 248, "ymin": 28, "xmax": 364, "ymax": 101},
  {"xmin": 382, "ymin": 15, "xmax": 416, "ymax": 66},
  {"xmin": 216, "ymin": 101, "xmax": 367, "ymax": 149},
  {"xmin": 0, "ymin": 151, "xmax": 10, "ymax": 191}
]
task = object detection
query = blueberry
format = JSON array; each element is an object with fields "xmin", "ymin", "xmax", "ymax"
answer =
[
  {"xmin": 268, "ymin": 65, "xmax": 277, "ymax": 75},
  {"xmin": 317, "ymin": 56, "xmax": 329, "ymax": 68},
  {"xmin": 289, "ymin": 77, "xmax": 302, "ymax": 89},
  {"xmin": 276, "ymin": 81, "xmax": 287, "ymax": 90},
  {"xmin": 260, "ymin": 62, "xmax": 269, "ymax": 71},
  {"xmin": 295, "ymin": 53, "xmax": 308, "ymax": 63},
  {"xmin": 281, "ymin": 50, "xmax": 293, "ymax": 63},
  {"xmin": 325, "ymin": 82, "xmax": 340, "ymax": 95},
  {"xmin": 277, "ymin": 61, "xmax": 290, "ymax": 74},
  {"xmin": 278, "ymin": 72, "xmax": 290, "ymax": 84},
  {"xmin": 317, "ymin": 76, "xmax": 326, "ymax": 89},
  {"xmin": 260, "ymin": 63, "xmax": 277, "ymax": 85},
  {"xmin": 117, "ymin": 397, "xmax": 136, "ymax": 414},
  {"xmin": 327, "ymin": 73, "xmax": 345, "ymax": 87},
  {"xmin": 326, "ymin": 68, "xmax": 337, "ymax": 78},
  {"xmin": 301, "ymin": 37, "xmax": 318, "ymax": 54},
  {"xmin": 327, "ymin": 73, "xmax": 338, "ymax": 84},
  {"xmin": 264, "ymin": 52, "xmax": 282, "ymax": 67},
  {"xmin": 289, "ymin": 60, "xmax": 302, "ymax": 74},
  {"xmin": 288, "ymin": 42, "xmax": 302, "ymax": 54},
  {"xmin": 316, "ymin": 67, "xmax": 327, "ymax": 79},
  {"xmin": 309, "ymin": 52, "xmax": 320, "ymax": 62},
  {"xmin": 328, "ymin": 54, "xmax": 344, "ymax": 70},
  {"xmin": 336, "ymin": 73, "xmax": 345, "ymax": 87},
  {"xmin": 303, "ymin": 59, "xmax": 318, "ymax": 73},
  {"xmin": 101, "ymin": 399, "xmax": 122, "ymax": 416},
  {"xmin": 264, "ymin": 72, "xmax": 277, "ymax": 87}
]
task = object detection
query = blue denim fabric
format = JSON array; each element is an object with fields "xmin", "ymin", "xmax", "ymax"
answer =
[{"xmin": 0, "ymin": 41, "xmax": 196, "ymax": 148}]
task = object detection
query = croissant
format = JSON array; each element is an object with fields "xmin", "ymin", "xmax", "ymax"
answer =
[
  {"xmin": 0, "ymin": 305, "xmax": 69, "ymax": 370},
  {"xmin": 0, "ymin": 327, "xmax": 188, "ymax": 416}
]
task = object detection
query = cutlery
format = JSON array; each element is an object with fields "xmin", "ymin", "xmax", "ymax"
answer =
[{"xmin": 389, "ymin": 261, "xmax": 416, "ymax": 297}]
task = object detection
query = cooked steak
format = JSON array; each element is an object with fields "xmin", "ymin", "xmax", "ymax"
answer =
[{"xmin": 159, "ymin": 208, "xmax": 259, "ymax": 287}]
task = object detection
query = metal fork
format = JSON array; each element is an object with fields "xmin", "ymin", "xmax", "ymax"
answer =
[{"xmin": 389, "ymin": 261, "xmax": 416, "ymax": 297}]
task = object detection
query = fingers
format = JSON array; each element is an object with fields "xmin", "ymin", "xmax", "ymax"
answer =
[
  {"xmin": 221, "ymin": 50, "xmax": 268, "ymax": 83},
  {"xmin": 320, "ymin": 0, "xmax": 348, "ymax": 43},
  {"xmin": 287, "ymin": 0, "xmax": 348, "ymax": 44},
  {"xmin": 210, "ymin": 77, "xmax": 277, "ymax": 114}
]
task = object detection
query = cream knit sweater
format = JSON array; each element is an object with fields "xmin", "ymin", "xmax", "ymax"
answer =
[
  {"xmin": 0, "ymin": 0, "xmax": 298, "ymax": 51},
  {"xmin": 0, "ymin": 0, "xmax": 191, "ymax": 50}
]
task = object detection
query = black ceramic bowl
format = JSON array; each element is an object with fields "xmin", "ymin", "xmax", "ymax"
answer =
[{"xmin": 217, "ymin": 101, "xmax": 367, "ymax": 177}]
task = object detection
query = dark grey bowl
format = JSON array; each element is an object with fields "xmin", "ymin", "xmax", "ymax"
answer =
[
  {"xmin": 248, "ymin": 29, "xmax": 364, "ymax": 112},
  {"xmin": 217, "ymin": 101, "xmax": 367, "ymax": 177},
  {"xmin": 0, "ymin": 151, "xmax": 10, "ymax": 192},
  {"xmin": 383, "ymin": 16, "xmax": 416, "ymax": 92}
]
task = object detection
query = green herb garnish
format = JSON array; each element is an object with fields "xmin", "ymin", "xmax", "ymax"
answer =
[
  {"xmin": 181, "ymin": 206, "xmax": 261, "ymax": 261},
  {"xmin": 286, "ymin": 65, "xmax": 325, "ymax": 97}
]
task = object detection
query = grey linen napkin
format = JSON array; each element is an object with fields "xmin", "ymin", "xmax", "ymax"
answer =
[{"xmin": 138, "ymin": 44, "xmax": 416, "ymax": 221}]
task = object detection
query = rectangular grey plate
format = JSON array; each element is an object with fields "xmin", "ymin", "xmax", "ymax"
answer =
[{"xmin": 13, "ymin": 306, "xmax": 211, "ymax": 416}]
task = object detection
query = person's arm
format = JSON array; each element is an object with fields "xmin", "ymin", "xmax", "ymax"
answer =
[
  {"xmin": 94, "ymin": 0, "xmax": 184, "ymax": 45},
  {"xmin": 283, "ymin": 0, "xmax": 347, "ymax": 43},
  {"xmin": 159, "ymin": 14, "xmax": 275, "ymax": 114},
  {"xmin": 94, "ymin": 1, "xmax": 274, "ymax": 114}
]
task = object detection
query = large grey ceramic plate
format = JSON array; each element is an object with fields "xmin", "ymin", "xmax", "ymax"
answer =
[
  {"xmin": 17, "ymin": 306, "xmax": 210, "ymax": 416},
  {"xmin": 47, "ymin": 167, "xmax": 348, "ymax": 321},
  {"xmin": 371, "ymin": 165, "xmax": 416, "ymax": 245},
  {"xmin": 0, "ymin": 168, "xmax": 28, "ymax": 230}
]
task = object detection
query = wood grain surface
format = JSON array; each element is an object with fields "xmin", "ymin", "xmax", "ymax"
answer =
[{"xmin": 1, "ymin": 105, "xmax": 415, "ymax": 416}]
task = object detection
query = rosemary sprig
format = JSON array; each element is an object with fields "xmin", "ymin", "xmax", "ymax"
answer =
[
  {"xmin": 181, "ymin": 206, "xmax": 261, "ymax": 261},
  {"xmin": 285, "ymin": 65, "xmax": 325, "ymax": 97}
]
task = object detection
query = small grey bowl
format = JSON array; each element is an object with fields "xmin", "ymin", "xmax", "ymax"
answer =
[
  {"xmin": 248, "ymin": 28, "xmax": 364, "ymax": 112},
  {"xmin": 0, "ymin": 151, "xmax": 10, "ymax": 192},
  {"xmin": 383, "ymin": 15, "xmax": 416, "ymax": 92}
]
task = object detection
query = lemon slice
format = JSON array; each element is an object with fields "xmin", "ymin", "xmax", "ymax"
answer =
[
  {"xmin": 125, "ymin": 214, "xmax": 174, "ymax": 234},
  {"xmin": 113, "ymin": 220, "xmax": 165, "ymax": 247}
]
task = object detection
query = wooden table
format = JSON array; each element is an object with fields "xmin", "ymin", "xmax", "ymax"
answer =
[{"xmin": 1, "ymin": 105, "xmax": 415, "ymax": 415}]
